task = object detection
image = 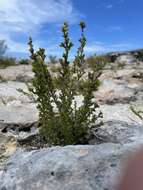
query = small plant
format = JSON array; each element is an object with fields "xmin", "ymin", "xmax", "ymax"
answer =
[
  {"xmin": 130, "ymin": 106, "xmax": 143, "ymax": 121},
  {"xmin": 28, "ymin": 22, "xmax": 103, "ymax": 146}
]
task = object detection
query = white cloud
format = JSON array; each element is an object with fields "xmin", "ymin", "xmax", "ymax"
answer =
[
  {"xmin": 0, "ymin": 32, "xmax": 26, "ymax": 53},
  {"xmin": 106, "ymin": 26, "xmax": 123, "ymax": 32},
  {"xmin": 109, "ymin": 43, "xmax": 132, "ymax": 48},
  {"xmin": 106, "ymin": 1, "xmax": 125, "ymax": 9},
  {"xmin": 106, "ymin": 4, "xmax": 113, "ymax": 9},
  {"xmin": 0, "ymin": 0, "xmax": 79, "ymax": 32},
  {"xmin": 85, "ymin": 42, "xmax": 133, "ymax": 54},
  {"xmin": 85, "ymin": 44, "xmax": 106, "ymax": 53},
  {"xmin": 0, "ymin": 0, "xmax": 80, "ymax": 53}
]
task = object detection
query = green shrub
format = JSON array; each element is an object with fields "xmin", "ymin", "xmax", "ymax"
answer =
[
  {"xmin": 28, "ymin": 22, "xmax": 103, "ymax": 146},
  {"xmin": 19, "ymin": 59, "xmax": 30, "ymax": 65}
]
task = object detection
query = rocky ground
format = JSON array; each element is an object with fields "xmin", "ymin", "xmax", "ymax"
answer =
[{"xmin": 0, "ymin": 61, "xmax": 143, "ymax": 189}]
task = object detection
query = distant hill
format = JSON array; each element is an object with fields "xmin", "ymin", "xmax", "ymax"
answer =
[{"xmin": 106, "ymin": 48, "xmax": 143, "ymax": 62}]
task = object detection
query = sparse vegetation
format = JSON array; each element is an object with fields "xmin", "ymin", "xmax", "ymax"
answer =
[
  {"xmin": 48, "ymin": 55, "xmax": 58, "ymax": 64},
  {"xmin": 116, "ymin": 62, "xmax": 125, "ymax": 70},
  {"xmin": 0, "ymin": 57, "xmax": 16, "ymax": 68},
  {"xmin": 19, "ymin": 59, "xmax": 30, "ymax": 65},
  {"xmin": 0, "ymin": 40, "xmax": 16, "ymax": 68},
  {"xmin": 109, "ymin": 61, "xmax": 125, "ymax": 71},
  {"xmin": 86, "ymin": 54, "xmax": 108, "ymax": 72},
  {"xmin": 28, "ymin": 22, "xmax": 103, "ymax": 146}
]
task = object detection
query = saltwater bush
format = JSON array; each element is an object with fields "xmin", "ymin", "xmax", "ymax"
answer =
[{"xmin": 28, "ymin": 22, "xmax": 103, "ymax": 145}]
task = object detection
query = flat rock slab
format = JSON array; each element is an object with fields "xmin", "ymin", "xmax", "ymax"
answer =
[
  {"xmin": 95, "ymin": 79, "xmax": 136, "ymax": 104},
  {"xmin": 96, "ymin": 120, "xmax": 143, "ymax": 144},
  {"xmin": 0, "ymin": 143, "xmax": 143, "ymax": 190},
  {"xmin": 0, "ymin": 81, "xmax": 33, "ymax": 105},
  {"xmin": 0, "ymin": 103, "xmax": 38, "ymax": 131},
  {"xmin": 96, "ymin": 68, "xmax": 143, "ymax": 104},
  {"xmin": 0, "ymin": 65, "xmax": 33, "ymax": 82},
  {"xmin": 0, "ymin": 133, "xmax": 16, "ymax": 170},
  {"xmin": 100, "ymin": 103, "xmax": 143, "ymax": 124}
]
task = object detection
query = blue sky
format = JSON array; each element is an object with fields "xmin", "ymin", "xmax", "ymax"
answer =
[{"xmin": 0, "ymin": 0, "xmax": 143, "ymax": 59}]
